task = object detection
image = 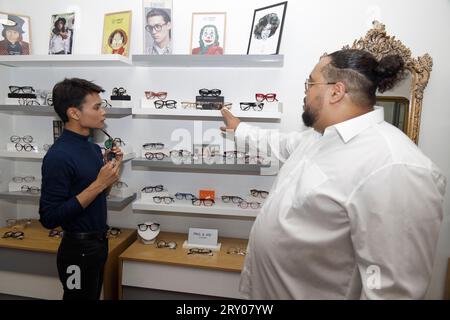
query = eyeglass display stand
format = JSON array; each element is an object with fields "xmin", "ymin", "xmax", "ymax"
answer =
[
  {"xmin": 7, "ymin": 93, "xmax": 37, "ymax": 99},
  {"xmin": 110, "ymin": 95, "xmax": 132, "ymax": 108},
  {"xmin": 137, "ymin": 222, "xmax": 160, "ymax": 245},
  {"xmin": 195, "ymin": 96, "xmax": 224, "ymax": 109}
]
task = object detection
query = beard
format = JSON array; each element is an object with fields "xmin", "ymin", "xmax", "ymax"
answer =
[{"xmin": 302, "ymin": 96, "xmax": 321, "ymax": 128}]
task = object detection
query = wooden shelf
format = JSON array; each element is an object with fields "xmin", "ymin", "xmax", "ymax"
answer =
[
  {"xmin": 0, "ymin": 54, "xmax": 132, "ymax": 68},
  {"xmin": 0, "ymin": 105, "xmax": 132, "ymax": 118}
]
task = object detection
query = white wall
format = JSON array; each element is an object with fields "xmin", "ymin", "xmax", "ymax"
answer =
[{"xmin": 0, "ymin": 0, "xmax": 448, "ymax": 299}]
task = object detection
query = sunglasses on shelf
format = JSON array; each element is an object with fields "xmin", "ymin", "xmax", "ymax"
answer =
[
  {"xmin": 112, "ymin": 87, "xmax": 127, "ymax": 96},
  {"xmin": 187, "ymin": 248, "xmax": 213, "ymax": 256},
  {"xmin": 199, "ymin": 88, "xmax": 221, "ymax": 97},
  {"xmin": 221, "ymin": 195, "xmax": 244, "ymax": 204},
  {"xmin": 9, "ymin": 86, "xmax": 35, "ymax": 94},
  {"xmin": 250, "ymin": 189, "xmax": 269, "ymax": 199}
]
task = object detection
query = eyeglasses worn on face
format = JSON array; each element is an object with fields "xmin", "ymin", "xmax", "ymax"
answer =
[
  {"xmin": 304, "ymin": 79, "xmax": 337, "ymax": 92},
  {"xmin": 145, "ymin": 23, "xmax": 167, "ymax": 33},
  {"xmin": 138, "ymin": 223, "xmax": 160, "ymax": 232}
]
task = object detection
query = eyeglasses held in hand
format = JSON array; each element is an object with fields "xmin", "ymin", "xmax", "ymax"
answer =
[
  {"xmin": 112, "ymin": 87, "xmax": 127, "ymax": 96},
  {"xmin": 21, "ymin": 185, "xmax": 40, "ymax": 194},
  {"xmin": 192, "ymin": 198, "xmax": 215, "ymax": 207},
  {"xmin": 221, "ymin": 195, "xmax": 244, "ymax": 204},
  {"xmin": 145, "ymin": 91, "xmax": 167, "ymax": 100},
  {"xmin": 153, "ymin": 196, "xmax": 175, "ymax": 204},
  {"xmin": 240, "ymin": 102, "xmax": 264, "ymax": 111},
  {"xmin": 255, "ymin": 93, "xmax": 278, "ymax": 102},
  {"xmin": 101, "ymin": 99, "xmax": 112, "ymax": 108},
  {"xmin": 238, "ymin": 200, "xmax": 261, "ymax": 209},
  {"xmin": 2, "ymin": 231, "xmax": 24, "ymax": 240},
  {"xmin": 250, "ymin": 189, "xmax": 269, "ymax": 199},
  {"xmin": 10, "ymin": 135, "xmax": 33, "ymax": 143},
  {"xmin": 141, "ymin": 185, "xmax": 164, "ymax": 193},
  {"xmin": 145, "ymin": 22, "xmax": 167, "ymax": 33},
  {"xmin": 227, "ymin": 247, "xmax": 247, "ymax": 255},
  {"xmin": 12, "ymin": 176, "xmax": 35, "ymax": 183},
  {"xmin": 157, "ymin": 240, "xmax": 177, "ymax": 249},
  {"xmin": 143, "ymin": 142, "xmax": 164, "ymax": 150},
  {"xmin": 175, "ymin": 192, "xmax": 196, "ymax": 200},
  {"xmin": 104, "ymin": 137, "xmax": 126, "ymax": 149},
  {"xmin": 154, "ymin": 99, "xmax": 177, "ymax": 109},
  {"xmin": 9, "ymin": 86, "xmax": 35, "ymax": 94},
  {"xmin": 49, "ymin": 229, "xmax": 64, "ymax": 238},
  {"xmin": 15, "ymin": 143, "xmax": 35, "ymax": 152},
  {"xmin": 199, "ymin": 88, "xmax": 221, "ymax": 97},
  {"xmin": 145, "ymin": 152, "xmax": 168, "ymax": 160},
  {"xmin": 187, "ymin": 248, "xmax": 213, "ymax": 256},
  {"xmin": 138, "ymin": 222, "xmax": 160, "ymax": 232}
]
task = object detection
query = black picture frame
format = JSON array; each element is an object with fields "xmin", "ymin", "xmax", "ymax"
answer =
[{"xmin": 247, "ymin": 1, "xmax": 287, "ymax": 55}]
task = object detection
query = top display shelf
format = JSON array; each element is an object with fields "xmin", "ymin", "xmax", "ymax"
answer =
[{"xmin": 0, "ymin": 54, "xmax": 283, "ymax": 68}]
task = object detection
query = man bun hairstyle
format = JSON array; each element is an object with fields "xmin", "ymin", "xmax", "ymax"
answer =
[{"xmin": 323, "ymin": 49, "xmax": 406, "ymax": 106}]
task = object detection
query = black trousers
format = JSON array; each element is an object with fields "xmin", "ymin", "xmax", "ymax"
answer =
[{"xmin": 56, "ymin": 235, "xmax": 108, "ymax": 300}]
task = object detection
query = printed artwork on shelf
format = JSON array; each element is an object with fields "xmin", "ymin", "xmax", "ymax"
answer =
[
  {"xmin": 190, "ymin": 12, "xmax": 226, "ymax": 55},
  {"xmin": 48, "ymin": 12, "xmax": 75, "ymax": 55},
  {"xmin": 143, "ymin": 0, "xmax": 173, "ymax": 55},
  {"xmin": 102, "ymin": 10, "xmax": 132, "ymax": 57},
  {"xmin": 0, "ymin": 12, "xmax": 31, "ymax": 55}
]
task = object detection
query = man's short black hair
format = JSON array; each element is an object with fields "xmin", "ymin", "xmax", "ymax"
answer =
[{"xmin": 52, "ymin": 78, "xmax": 104, "ymax": 123}]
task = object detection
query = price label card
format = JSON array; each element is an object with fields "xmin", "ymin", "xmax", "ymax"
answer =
[{"xmin": 188, "ymin": 228, "xmax": 218, "ymax": 247}]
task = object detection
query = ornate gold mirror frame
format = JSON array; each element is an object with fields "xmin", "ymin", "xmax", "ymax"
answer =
[{"xmin": 343, "ymin": 21, "xmax": 433, "ymax": 144}]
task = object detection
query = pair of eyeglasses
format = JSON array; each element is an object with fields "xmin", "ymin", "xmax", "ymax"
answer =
[
  {"xmin": 227, "ymin": 247, "xmax": 247, "ymax": 256},
  {"xmin": 195, "ymin": 102, "xmax": 232, "ymax": 110},
  {"xmin": 21, "ymin": 185, "xmax": 40, "ymax": 194},
  {"xmin": 250, "ymin": 189, "xmax": 269, "ymax": 199},
  {"xmin": 12, "ymin": 176, "xmax": 35, "ymax": 183},
  {"xmin": 141, "ymin": 185, "xmax": 164, "ymax": 193},
  {"xmin": 175, "ymin": 192, "xmax": 196, "ymax": 200},
  {"xmin": 223, "ymin": 151, "xmax": 246, "ymax": 159},
  {"xmin": 304, "ymin": 79, "xmax": 337, "ymax": 92},
  {"xmin": 10, "ymin": 135, "xmax": 33, "ymax": 143},
  {"xmin": 15, "ymin": 143, "xmax": 35, "ymax": 152},
  {"xmin": 240, "ymin": 102, "xmax": 264, "ymax": 111},
  {"xmin": 157, "ymin": 240, "xmax": 177, "ymax": 249},
  {"xmin": 107, "ymin": 227, "xmax": 121, "ymax": 237},
  {"xmin": 238, "ymin": 201, "xmax": 261, "ymax": 209},
  {"xmin": 101, "ymin": 99, "xmax": 112, "ymax": 108},
  {"xmin": 187, "ymin": 248, "xmax": 213, "ymax": 256},
  {"xmin": 221, "ymin": 195, "xmax": 244, "ymax": 204},
  {"xmin": 145, "ymin": 22, "xmax": 167, "ymax": 33},
  {"xmin": 113, "ymin": 181, "xmax": 128, "ymax": 189},
  {"xmin": 181, "ymin": 101, "xmax": 197, "ymax": 109},
  {"xmin": 192, "ymin": 198, "xmax": 215, "ymax": 207},
  {"xmin": 6, "ymin": 218, "xmax": 31, "ymax": 228},
  {"xmin": 104, "ymin": 137, "xmax": 125, "ymax": 149},
  {"xmin": 2, "ymin": 231, "xmax": 24, "ymax": 240},
  {"xmin": 145, "ymin": 91, "xmax": 167, "ymax": 100},
  {"xmin": 9, "ymin": 86, "xmax": 35, "ymax": 94},
  {"xmin": 199, "ymin": 88, "xmax": 221, "ymax": 97},
  {"xmin": 145, "ymin": 152, "xmax": 168, "ymax": 160},
  {"xmin": 138, "ymin": 222, "xmax": 160, "ymax": 232},
  {"xmin": 255, "ymin": 93, "xmax": 278, "ymax": 102},
  {"xmin": 153, "ymin": 196, "xmax": 174, "ymax": 204},
  {"xmin": 19, "ymin": 98, "xmax": 40, "ymax": 106},
  {"xmin": 154, "ymin": 100, "xmax": 177, "ymax": 109},
  {"xmin": 49, "ymin": 229, "xmax": 63, "ymax": 238},
  {"xmin": 143, "ymin": 142, "xmax": 164, "ymax": 150},
  {"xmin": 169, "ymin": 150, "xmax": 192, "ymax": 159},
  {"xmin": 112, "ymin": 87, "xmax": 127, "ymax": 96}
]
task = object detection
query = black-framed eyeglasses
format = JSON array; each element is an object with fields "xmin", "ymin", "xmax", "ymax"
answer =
[
  {"xmin": 195, "ymin": 102, "xmax": 232, "ymax": 110},
  {"xmin": 192, "ymin": 198, "xmax": 215, "ymax": 207},
  {"xmin": 157, "ymin": 240, "xmax": 177, "ymax": 249},
  {"xmin": 19, "ymin": 98, "xmax": 40, "ymax": 106},
  {"xmin": 175, "ymin": 192, "xmax": 196, "ymax": 200},
  {"xmin": 12, "ymin": 176, "xmax": 35, "ymax": 183},
  {"xmin": 240, "ymin": 102, "xmax": 264, "ymax": 111},
  {"xmin": 101, "ymin": 99, "xmax": 112, "ymax": 108},
  {"xmin": 221, "ymin": 195, "xmax": 244, "ymax": 204},
  {"xmin": 15, "ymin": 143, "xmax": 35, "ymax": 152},
  {"xmin": 49, "ymin": 229, "xmax": 64, "ymax": 238},
  {"xmin": 187, "ymin": 248, "xmax": 213, "ymax": 256},
  {"xmin": 145, "ymin": 152, "xmax": 168, "ymax": 160},
  {"xmin": 112, "ymin": 87, "xmax": 127, "ymax": 96},
  {"xmin": 153, "ymin": 196, "xmax": 174, "ymax": 204},
  {"xmin": 238, "ymin": 200, "xmax": 261, "ymax": 209},
  {"xmin": 10, "ymin": 135, "xmax": 33, "ymax": 143},
  {"xmin": 145, "ymin": 22, "xmax": 168, "ymax": 33},
  {"xmin": 154, "ymin": 99, "xmax": 177, "ymax": 109},
  {"xmin": 141, "ymin": 185, "xmax": 164, "ymax": 193},
  {"xmin": 138, "ymin": 223, "xmax": 160, "ymax": 232},
  {"xmin": 250, "ymin": 189, "xmax": 269, "ymax": 199},
  {"xmin": 304, "ymin": 79, "xmax": 337, "ymax": 92},
  {"xmin": 9, "ymin": 86, "xmax": 35, "ymax": 94},
  {"xmin": 199, "ymin": 88, "xmax": 221, "ymax": 97},
  {"xmin": 143, "ymin": 142, "xmax": 165, "ymax": 150},
  {"xmin": 2, "ymin": 231, "xmax": 24, "ymax": 240},
  {"xmin": 21, "ymin": 185, "xmax": 40, "ymax": 194}
]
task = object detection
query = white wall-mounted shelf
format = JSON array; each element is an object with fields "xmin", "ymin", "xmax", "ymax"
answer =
[
  {"xmin": 0, "ymin": 150, "xmax": 136, "ymax": 162},
  {"xmin": 0, "ymin": 105, "xmax": 132, "ymax": 118},
  {"xmin": 132, "ymin": 199, "xmax": 259, "ymax": 218},
  {"xmin": 0, "ymin": 54, "xmax": 132, "ymax": 68},
  {"xmin": 132, "ymin": 54, "xmax": 283, "ymax": 68}
]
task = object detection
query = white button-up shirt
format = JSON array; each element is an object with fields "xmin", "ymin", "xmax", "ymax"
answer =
[{"xmin": 235, "ymin": 107, "xmax": 446, "ymax": 299}]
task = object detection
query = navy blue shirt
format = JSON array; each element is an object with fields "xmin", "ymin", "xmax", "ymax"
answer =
[{"xmin": 39, "ymin": 128, "xmax": 107, "ymax": 232}]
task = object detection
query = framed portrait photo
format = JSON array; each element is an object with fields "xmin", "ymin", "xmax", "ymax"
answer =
[
  {"xmin": 247, "ymin": 1, "xmax": 287, "ymax": 55},
  {"xmin": 0, "ymin": 12, "xmax": 32, "ymax": 55},
  {"xmin": 143, "ymin": 0, "xmax": 173, "ymax": 55},
  {"xmin": 102, "ymin": 11, "xmax": 132, "ymax": 57},
  {"xmin": 190, "ymin": 12, "xmax": 226, "ymax": 55},
  {"xmin": 49, "ymin": 12, "xmax": 75, "ymax": 55}
]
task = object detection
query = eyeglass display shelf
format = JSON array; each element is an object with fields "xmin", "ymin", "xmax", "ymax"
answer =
[
  {"xmin": 132, "ymin": 199, "xmax": 259, "ymax": 218},
  {"xmin": 0, "ymin": 150, "xmax": 136, "ymax": 162},
  {"xmin": 0, "ymin": 105, "xmax": 132, "ymax": 118},
  {"xmin": 131, "ymin": 157, "xmax": 275, "ymax": 175},
  {"xmin": 0, "ymin": 54, "xmax": 132, "ymax": 68},
  {"xmin": 0, "ymin": 191, "xmax": 137, "ymax": 210},
  {"xmin": 132, "ymin": 54, "xmax": 283, "ymax": 68}
]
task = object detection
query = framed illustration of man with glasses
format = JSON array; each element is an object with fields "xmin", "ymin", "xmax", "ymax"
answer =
[{"xmin": 143, "ymin": 0, "xmax": 172, "ymax": 55}]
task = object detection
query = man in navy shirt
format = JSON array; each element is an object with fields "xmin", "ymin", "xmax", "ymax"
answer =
[{"xmin": 39, "ymin": 78, "xmax": 123, "ymax": 300}]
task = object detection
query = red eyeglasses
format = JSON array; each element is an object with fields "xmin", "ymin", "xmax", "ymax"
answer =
[
  {"xmin": 145, "ymin": 91, "xmax": 167, "ymax": 100},
  {"xmin": 255, "ymin": 93, "xmax": 278, "ymax": 102}
]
